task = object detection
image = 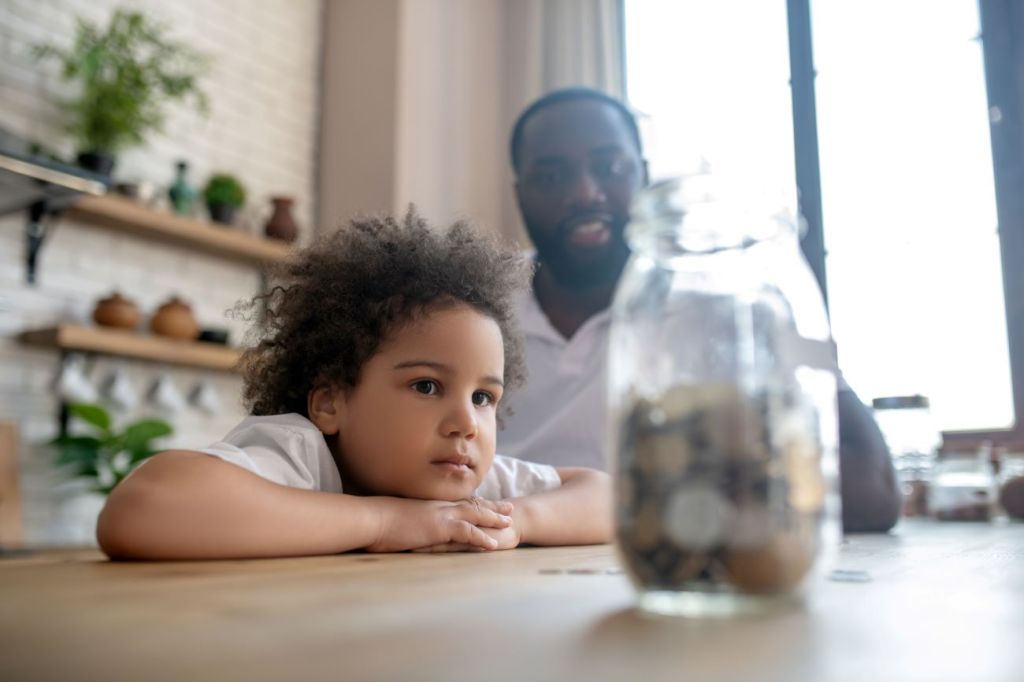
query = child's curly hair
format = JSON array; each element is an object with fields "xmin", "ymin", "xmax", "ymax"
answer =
[{"xmin": 238, "ymin": 207, "xmax": 531, "ymax": 417}]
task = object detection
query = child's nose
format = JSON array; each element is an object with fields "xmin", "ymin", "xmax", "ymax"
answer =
[{"xmin": 441, "ymin": 399, "xmax": 477, "ymax": 439}]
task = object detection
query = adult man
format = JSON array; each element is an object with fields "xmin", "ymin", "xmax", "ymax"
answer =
[{"xmin": 497, "ymin": 87, "xmax": 900, "ymax": 533}]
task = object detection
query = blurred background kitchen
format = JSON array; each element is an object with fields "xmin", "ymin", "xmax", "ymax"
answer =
[{"xmin": 1, "ymin": 0, "xmax": 1021, "ymax": 546}]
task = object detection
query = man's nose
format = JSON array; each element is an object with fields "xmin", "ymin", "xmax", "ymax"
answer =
[
  {"xmin": 441, "ymin": 399, "xmax": 478, "ymax": 439},
  {"xmin": 567, "ymin": 169, "xmax": 607, "ymax": 207}
]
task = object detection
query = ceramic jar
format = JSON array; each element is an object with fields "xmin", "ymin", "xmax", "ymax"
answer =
[
  {"xmin": 150, "ymin": 296, "xmax": 200, "ymax": 340},
  {"xmin": 264, "ymin": 196, "xmax": 299, "ymax": 243},
  {"xmin": 92, "ymin": 292, "xmax": 141, "ymax": 330}
]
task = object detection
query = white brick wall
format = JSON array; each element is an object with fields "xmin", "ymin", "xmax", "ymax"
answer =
[{"xmin": 0, "ymin": 0, "xmax": 323, "ymax": 545}]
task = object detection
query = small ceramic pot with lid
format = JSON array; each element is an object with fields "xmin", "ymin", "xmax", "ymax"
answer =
[
  {"xmin": 150, "ymin": 296, "xmax": 200, "ymax": 341},
  {"xmin": 93, "ymin": 292, "xmax": 141, "ymax": 330}
]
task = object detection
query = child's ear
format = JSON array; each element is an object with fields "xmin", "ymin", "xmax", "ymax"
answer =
[{"xmin": 307, "ymin": 386, "xmax": 346, "ymax": 435}]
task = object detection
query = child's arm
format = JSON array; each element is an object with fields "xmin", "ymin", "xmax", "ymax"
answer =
[
  {"xmin": 508, "ymin": 467, "xmax": 612, "ymax": 546},
  {"xmin": 97, "ymin": 450, "xmax": 514, "ymax": 560}
]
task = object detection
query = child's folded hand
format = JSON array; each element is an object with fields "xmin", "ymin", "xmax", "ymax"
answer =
[
  {"xmin": 413, "ymin": 519, "xmax": 522, "ymax": 553},
  {"xmin": 366, "ymin": 496, "xmax": 514, "ymax": 553}
]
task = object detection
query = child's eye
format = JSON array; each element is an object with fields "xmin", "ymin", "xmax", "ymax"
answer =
[
  {"xmin": 472, "ymin": 391, "xmax": 495, "ymax": 407},
  {"xmin": 411, "ymin": 380, "xmax": 440, "ymax": 396}
]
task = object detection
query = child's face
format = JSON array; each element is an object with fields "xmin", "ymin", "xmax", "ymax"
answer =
[{"xmin": 321, "ymin": 304, "xmax": 505, "ymax": 500}]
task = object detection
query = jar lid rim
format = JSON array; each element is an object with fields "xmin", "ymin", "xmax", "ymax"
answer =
[{"xmin": 872, "ymin": 395, "xmax": 930, "ymax": 409}]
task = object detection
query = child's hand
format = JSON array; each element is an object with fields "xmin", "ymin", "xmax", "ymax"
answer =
[
  {"xmin": 413, "ymin": 507, "xmax": 523, "ymax": 553},
  {"xmin": 366, "ymin": 497, "xmax": 514, "ymax": 553}
]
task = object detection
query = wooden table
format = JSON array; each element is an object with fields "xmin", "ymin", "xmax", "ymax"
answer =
[{"xmin": 1, "ymin": 520, "xmax": 1022, "ymax": 682}]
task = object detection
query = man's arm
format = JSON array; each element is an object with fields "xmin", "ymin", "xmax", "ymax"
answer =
[
  {"xmin": 97, "ymin": 450, "xmax": 513, "ymax": 560},
  {"xmin": 837, "ymin": 383, "xmax": 902, "ymax": 533}
]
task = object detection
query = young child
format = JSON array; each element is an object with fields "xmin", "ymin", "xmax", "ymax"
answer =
[{"xmin": 97, "ymin": 209, "xmax": 612, "ymax": 559}]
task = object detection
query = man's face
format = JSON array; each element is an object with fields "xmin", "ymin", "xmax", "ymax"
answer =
[{"xmin": 515, "ymin": 99, "xmax": 646, "ymax": 290}]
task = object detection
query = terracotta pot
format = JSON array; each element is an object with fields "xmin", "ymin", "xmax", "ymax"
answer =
[
  {"xmin": 150, "ymin": 296, "xmax": 200, "ymax": 341},
  {"xmin": 264, "ymin": 196, "xmax": 298, "ymax": 243},
  {"xmin": 92, "ymin": 292, "xmax": 141, "ymax": 330}
]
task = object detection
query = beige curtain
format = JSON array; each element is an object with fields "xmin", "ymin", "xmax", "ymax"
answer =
[
  {"xmin": 316, "ymin": 0, "xmax": 626, "ymax": 242},
  {"xmin": 502, "ymin": 0, "xmax": 625, "ymax": 111}
]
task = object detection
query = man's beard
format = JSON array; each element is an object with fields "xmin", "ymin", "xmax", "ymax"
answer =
[{"xmin": 526, "ymin": 223, "xmax": 632, "ymax": 291}]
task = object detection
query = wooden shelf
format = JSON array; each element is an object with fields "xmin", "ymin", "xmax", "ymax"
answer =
[
  {"xmin": 19, "ymin": 324, "xmax": 242, "ymax": 372},
  {"xmin": 64, "ymin": 194, "xmax": 291, "ymax": 265}
]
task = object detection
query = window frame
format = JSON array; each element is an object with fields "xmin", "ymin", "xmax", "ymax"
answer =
[{"xmin": 785, "ymin": 0, "xmax": 1024, "ymax": 447}]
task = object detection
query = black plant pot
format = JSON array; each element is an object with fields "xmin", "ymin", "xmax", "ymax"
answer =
[
  {"xmin": 77, "ymin": 151, "xmax": 116, "ymax": 177},
  {"xmin": 207, "ymin": 203, "xmax": 235, "ymax": 225}
]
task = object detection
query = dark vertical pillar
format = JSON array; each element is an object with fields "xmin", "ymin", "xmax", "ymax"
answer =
[
  {"xmin": 979, "ymin": 0, "xmax": 1024, "ymax": 433},
  {"xmin": 786, "ymin": 0, "xmax": 828, "ymax": 309}
]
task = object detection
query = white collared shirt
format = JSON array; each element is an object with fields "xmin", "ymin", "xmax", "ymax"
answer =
[
  {"xmin": 497, "ymin": 289, "xmax": 612, "ymax": 470},
  {"xmin": 497, "ymin": 288, "xmax": 857, "ymax": 473},
  {"xmin": 199, "ymin": 413, "xmax": 561, "ymax": 499}
]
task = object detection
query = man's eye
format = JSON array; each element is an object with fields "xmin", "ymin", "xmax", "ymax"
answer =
[
  {"xmin": 594, "ymin": 158, "xmax": 628, "ymax": 179},
  {"xmin": 412, "ymin": 380, "xmax": 440, "ymax": 396},
  {"xmin": 529, "ymin": 169, "xmax": 565, "ymax": 188},
  {"xmin": 472, "ymin": 391, "xmax": 495, "ymax": 407}
]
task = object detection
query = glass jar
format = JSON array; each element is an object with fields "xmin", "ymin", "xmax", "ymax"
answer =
[
  {"xmin": 871, "ymin": 395, "xmax": 941, "ymax": 517},
  {"xmin": 609, "ymin": 177, "xmax": 841, "ymax": 617},
  {"xmin": 929, "ymin": 447, "xmax": 996, "ymax": 521}
]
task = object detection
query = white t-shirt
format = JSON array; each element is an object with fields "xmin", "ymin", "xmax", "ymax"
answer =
[
  {"xmin": 497, "ymin": 289, "xmax": 611, "ymax": 470},
  {"xmin": 199, "ymin": 413, "xmax": 562, "ymax": 500},
  {"xmin": 497, "ymin": 289, "xmax": 851, "ymax": 472}
]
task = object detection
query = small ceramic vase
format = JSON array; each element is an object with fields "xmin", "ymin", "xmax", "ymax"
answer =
[
  {"xmin": 93, "ymin": 292, "xmax": 141, "ymax": 330},
  {"xmin": 168, "ymin": 160, "xmax": 197, "ymax": 216},
  {"xmin": 150, "ymin": 296, "xmax": 200, "ymax": 340},
  {"xmin": 264, "ymin": 196, "xmax": 299, "ymax": 243}
]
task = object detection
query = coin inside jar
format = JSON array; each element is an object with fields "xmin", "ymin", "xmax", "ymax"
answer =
[
  {"xmin": 616, "ymin": 382, "xmax": 825, "ymax": 597},
  {"xmin": 723, "ymin": 532, "xmax": 815, "ymax": 594}
]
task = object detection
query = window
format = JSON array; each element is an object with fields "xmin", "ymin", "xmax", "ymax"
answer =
[
  {"xmin": 625, "ymin": 1, "xmax": 795, "ymax": 198},
  {"xmin": 625, "ymin": 0, "xmax": 1022, "ymax": 438}
]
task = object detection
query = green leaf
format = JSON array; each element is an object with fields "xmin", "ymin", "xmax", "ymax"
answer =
[
  {"xmin": 31, "ymin": 7, "xmax": 210, "ymax": 153},
  {"xmin": 77, "ymin": 462, "xmax": 100, "ymax": 478},
  {"xmin": 122, "ymin": 419, "xmax": 172, "ymax": 449},
  {"xmin": 51, "ymin": 435, "xmax": 102, "ymax": 467},
  {"xmin": 51, "ymin": 434, "xmax": 102, "ymax": 447},
  {"xmin": 125, "ymin": 445, "xmax": 158, "ymax": 465},
  {"xmin": 69, "ymin": 403, "xmax": 111, "ymax": 432}
]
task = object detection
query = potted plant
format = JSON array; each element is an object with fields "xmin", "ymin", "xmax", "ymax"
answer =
[
  {"xmin": 204, "ymin": 173, "xmax": 246, "ymax": 225},
  {"xmin": 33, "ymin": 8, "xmax": 209, "ymax": 176},
  {"xmin": 51, "ymin": 402, "xmax": 172, "ymax": 495}
]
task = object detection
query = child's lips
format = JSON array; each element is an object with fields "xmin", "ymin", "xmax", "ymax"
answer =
[{"xmin": 432, "ymin": 454, "xmax": 474, "ymax": 474}]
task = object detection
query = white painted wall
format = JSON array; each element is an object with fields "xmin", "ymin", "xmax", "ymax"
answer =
[{"xmin": 0, "ymin": 0, "xmax": 322, "ymax": 544}]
